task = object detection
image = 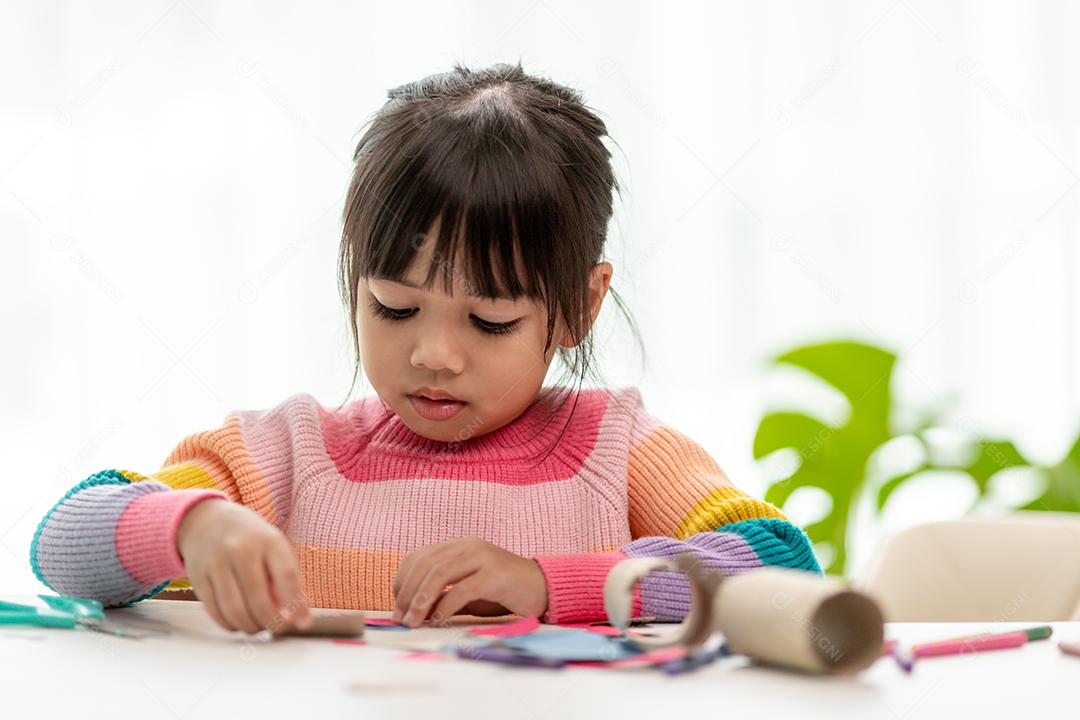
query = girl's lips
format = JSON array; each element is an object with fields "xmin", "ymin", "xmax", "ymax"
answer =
[{"xmin": 408, "ymin": 394, "xmax": 467, "ymax": 421}]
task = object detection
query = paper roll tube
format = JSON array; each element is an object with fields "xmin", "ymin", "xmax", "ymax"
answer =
[
  {"xmin": 711, "ymin": 566, "xmax": 884, "ymax": 674},
  {"xmin": 604, "ymin": 554, "xmax": 720, "ymax": 651}
]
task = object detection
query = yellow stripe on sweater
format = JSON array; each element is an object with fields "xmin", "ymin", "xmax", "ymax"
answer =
[
  {"xmin": 674, "ymin": 486, "xmax": 787, "ymax": 539},
  {"xmin": 119, "ymin": 463, "xmax": 226, "ymax": 492},
  {"xmin": 115, "ymin": 469, "xmax": 149, "ymax": 483},
  {"xmin": 153, "ymin": 463, "xmax": 222, "ymax": 491}
]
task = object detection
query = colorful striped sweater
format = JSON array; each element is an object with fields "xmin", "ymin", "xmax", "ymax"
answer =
[{"xmin": 30, "ymin": 386, "xmax": 820, "ymax": 623}]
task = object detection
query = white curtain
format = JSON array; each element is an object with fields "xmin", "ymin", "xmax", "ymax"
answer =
[{"xmin": 2, "ymin": 0, "xmax": 1077, "ymax": 590}]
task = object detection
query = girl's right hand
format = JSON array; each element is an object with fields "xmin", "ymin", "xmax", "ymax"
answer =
[{"xmin": 176, "ymin": 497, "xmax": 313, "ymax": 634}]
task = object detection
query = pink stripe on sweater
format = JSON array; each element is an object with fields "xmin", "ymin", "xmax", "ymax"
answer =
[
  {"xmin": 115, "ymin": 489, "xmax": 228, "ymax": 585},
  {"xmin": 288, "ymin": 476, "xmax": 632, "ymax": 555},
  {"xmin": 533, "ymin": 551, "xmax": 641, "ymax": 623}
]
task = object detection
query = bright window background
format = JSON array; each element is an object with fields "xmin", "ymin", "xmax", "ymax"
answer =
[{"xmin": 2, "ymin": 0, "xmax": 1078, "ymax": 592}]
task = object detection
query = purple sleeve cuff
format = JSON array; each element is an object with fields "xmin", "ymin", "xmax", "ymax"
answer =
[
  {"xmin": 532, "ymin": 551, "xmax": 641, "ymax": 624},
  {"xmin": 115, "ymin": 489, "xmax": 229, "ymax": 584}
]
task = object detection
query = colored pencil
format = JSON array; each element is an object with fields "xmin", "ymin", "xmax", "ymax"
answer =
[{"xmin": 911, "ymin": 625, "xmax": 1052, "ymax": 659}]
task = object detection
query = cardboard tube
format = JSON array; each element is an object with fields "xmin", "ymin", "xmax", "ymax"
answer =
[
  {"xmin": 603, "ymin": 555, "xmax": 716, "ymax": 651},
  {"xmin": 712, "ymin": 566, "xmax": 884, "ymax": 674},
  {"xmin": 604, "ymin": 556, "xmax": 884, "ymax": 674}
]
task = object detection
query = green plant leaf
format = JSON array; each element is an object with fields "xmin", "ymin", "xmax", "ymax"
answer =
[
  {"xmin": 962, "ymin": 439, "xmax": 1029, "ymax": 493},
  {"xmin": 753, "ymin": 411, "xmax": 832, "ymax": 460},
  {"xmin": 757, "ymin": 341, "xmax": 898, "ymax": 574},
  {"xmin": 776, "ymin": 341, "xmax": 895, "ymax": 438},
  {"xmin": 755, "ymin": 340, "xmax": 1079, "ymax": 577},
  {"xmin": 763, "ymin": 467, "xmax": 830, "ymax": 510},
  {"xmin": 876, "ymin": 465, "xmax": 929, "ymax": 511},
  {"xmin": 1021, "ymin": 433, "xmax": 1080, "ymax": 513}
]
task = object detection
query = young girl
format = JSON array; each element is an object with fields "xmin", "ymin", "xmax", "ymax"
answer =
[{"xmin": 30, "ymin": 62, "xmax": 819, "ymax": 635}]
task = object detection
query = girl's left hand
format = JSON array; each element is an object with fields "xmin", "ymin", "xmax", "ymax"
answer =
[{"xmin": 392, "ymin": 536, "xmax": 548, "ymax": 627}]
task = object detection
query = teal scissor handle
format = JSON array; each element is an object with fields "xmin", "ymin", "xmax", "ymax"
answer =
[
  {"xmin": 0, "ymin": 599, "xmax": 78, "ymax": 629},
  {"xmin": 37, "ymin": 594, "xmax": 105, "ymax": 620}
]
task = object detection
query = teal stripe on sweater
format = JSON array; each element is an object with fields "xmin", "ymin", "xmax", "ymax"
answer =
[{"xmin": 715, "ymin": 518, "xmax": 822, "ymax": 573}]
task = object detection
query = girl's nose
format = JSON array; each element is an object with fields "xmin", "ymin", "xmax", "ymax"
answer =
[{"xmin": 409, "ymin": 325, "xmax": 466, "ymax": 375}]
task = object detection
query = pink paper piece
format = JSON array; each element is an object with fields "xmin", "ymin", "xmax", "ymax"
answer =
[
  {"xmin": 558, "ymin": 623, "xmax": 624, "ymax": 637},
  {"xmin": 469, "ymin": 616, "xmax": 541, "ymax": 637},
  {"xmin": 606, "ymin": 645, "xmax": 686, "ymax": 669},
  {"xmin": 403, "ymin": 651, "xmax": 447, "ymax": 661},
  {"xmin": 365, "ymin": 618, "xmax": 402, "ymax": 627},
  {"xmin": 333, "ymin": 638, "xmax": 368, "ymax": 646}
]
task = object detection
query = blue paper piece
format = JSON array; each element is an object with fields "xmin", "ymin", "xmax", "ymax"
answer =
[
  {"xmin": 458, "ymin": 645, "xmax": 567, "ymax": 668},
  {"xmin": 500, "ymin": 629, "xmax": 642, "ymax": 662}
]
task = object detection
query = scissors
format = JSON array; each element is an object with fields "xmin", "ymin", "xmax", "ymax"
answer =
[{"xmin": 0, "ymin": 594, "xmax": 153, "ymax": 639}]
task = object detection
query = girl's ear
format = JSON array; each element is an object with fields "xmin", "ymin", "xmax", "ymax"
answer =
[{"xmin": 558, "ymin": 262, "xmax": 613, "ymax": 349}]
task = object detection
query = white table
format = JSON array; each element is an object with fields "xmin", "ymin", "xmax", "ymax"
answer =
[{"xmin": 2, "ymin": 595, "xmax": 1076, "ymax": 719}]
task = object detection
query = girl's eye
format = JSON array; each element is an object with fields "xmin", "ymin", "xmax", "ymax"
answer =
[
  {"xmin": 368, "ymin": 297, "xmax": 416, "ymax": 321},
  {"xmin": 470, "ymin": 315, "xmax": 522, "ymax": 336},
  {"xmin": 368, "ymin": 296, "xmax": 521, "ymax": 336}
]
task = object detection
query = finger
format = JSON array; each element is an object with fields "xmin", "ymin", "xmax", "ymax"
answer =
[
  {"xmin": 213, "ymin": 561, "xmax": 262, "ymax": 634},
  {"xmin": 392, "ymin": 542, "xmax": 443, "ymax": 598},
  {"xmin": 393, "ymin": 545, "xmax": 446, "ymax": 619},
  {"xmin": 232, "ymin": 549, "xmax": 281, "ymax": 632},
  {"xmin": 394, "ymin": 545, "xmax": 461, "ymax": 621},
  {"xmin": 427, "ymin": 573, "xmax": 487, "ymax": 626},
  {"xmin": 193, "ymin": 571, "xmax": 234, "ymax": 632},
  {"xmin": 404, "ymin": 554, "xmax": 481, "ymax": 627},
  {"xmin": 266, "ymin": 541, "xmax": 311, "ymax": 629}
]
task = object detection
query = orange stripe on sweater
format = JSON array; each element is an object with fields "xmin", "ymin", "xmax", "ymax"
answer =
[
  {"xmin": 155, "ymin": 415, "xmax": 279, "ymax": 528},
  {"xmin": 627, "ymin": 425, "xmax": 788, "ymax": 539},
  {"xmin": 627, "ymin": 425, "xmax": 735, "ymax": 536}
]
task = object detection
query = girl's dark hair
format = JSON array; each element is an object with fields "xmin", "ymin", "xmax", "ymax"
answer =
[{"xmin": 336, "ymin": 61, "xmax": 643, "ymax": 461}]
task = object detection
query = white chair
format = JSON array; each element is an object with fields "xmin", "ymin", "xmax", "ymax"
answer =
[{"xmin": 856, "ymin": 512, "xmax": 1080, "ymax": 622}]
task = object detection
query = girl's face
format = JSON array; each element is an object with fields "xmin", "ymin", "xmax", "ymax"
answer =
[{"xmin": 356, "ymin": 225, "xmax": 612, "ymax": 443}]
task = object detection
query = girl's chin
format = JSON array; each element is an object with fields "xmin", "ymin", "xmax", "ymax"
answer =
[
  {"xmin": 400, "ymin": 406, "xmax": 473, "ymax": 442},
  {"xmin": 409, "ymin": 424, "xmax": 467, "ymax": 443}
]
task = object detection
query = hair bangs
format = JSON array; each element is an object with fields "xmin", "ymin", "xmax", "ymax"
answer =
[{"xmin": 359, "ymin": 115, "xmax": 570, "ymax": 295}]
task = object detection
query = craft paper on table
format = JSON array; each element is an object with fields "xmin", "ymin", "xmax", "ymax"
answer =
[
  {"xmin": 500, "ymin": 629, "xmax": 641, "ymax": 662},
  {"xmin": 459, "ymin": 645, "xmax": 568, "ymax": 668},
  {"xmin": 557, "ymin": 622, "xmax": 624, "ymax": 637},
  {"xmin": 469, "ymin": 616, "xmax": 540, "ymax": 637}
]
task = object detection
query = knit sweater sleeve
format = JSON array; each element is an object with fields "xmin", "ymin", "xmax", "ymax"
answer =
[
  {"xmin": 532, "ymin": 402, "xmax": 821, "ymax": 623},
  {"xmin": 29, "ymin": 395, "xmax": 303, "ymax": 608}
]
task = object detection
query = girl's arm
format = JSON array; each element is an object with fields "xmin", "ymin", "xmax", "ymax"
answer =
[
  {"xmin": 29, "ymin": 396, "xmax": 303, "ymax": 608},
  {"xmin": 533, "ymin": 413, "xmax": 821, "ymax": 624}
]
